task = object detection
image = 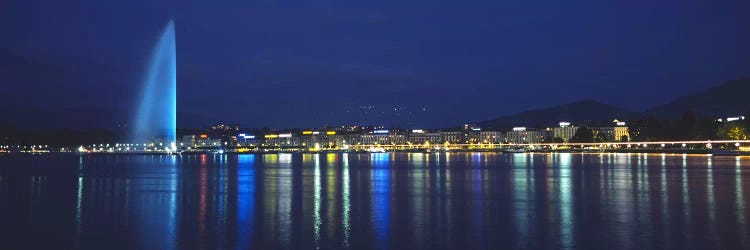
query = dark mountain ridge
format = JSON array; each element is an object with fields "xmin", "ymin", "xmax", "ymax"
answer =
[
  {"xmin": 477, "ymin": 100, "xmax": 637, "ymax": 129},
  {"xmin": 477, "ymin": 78, "xmax": 750, "ymax": 129},
  {"xmin": 644, "ymin": 78, "xmax": 750, "ymax": 119}
]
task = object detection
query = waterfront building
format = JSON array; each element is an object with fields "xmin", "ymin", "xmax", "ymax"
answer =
[
  {"xmin": 479, "ymin": 131, "xmax": 502, "ymax": 143},
  {"xmin": 360, "ymin": 130, "xmax": 406, "ymax": 145},
  {"xmin": 361, "ymin": 130, "xmax": 390, "ymax": 145},
  {"xmin": 425, "ymin": 132, "xmax": 443, "ymax": 144},
  {"xmin": 588, "ymin": 126, "xmax": 629, "ymax": 142},
  {"xmin": 591, "ymin": 127, "xmax": 615, "ymax": 141},
  {"xmin": 614, "ymin": 126, "xmax": 629, "ymax": 141},
  {"xmin": 300, "ymin": 130, "xmax": 322, "ymax": 147},
  {"xmin": 237, "ymin": 133, "xmax": 257, "ymax": 146},
  {"xmin": 196, "ymin": 136, "xmax": 222, "ymax": 147},
  {"xmin": 322, "ymin": 131, "xmax": 347, "ymax": 148},
  {"xmin": 441, "ymin": 131, "xmax": 464, "ymax": 144},
  {"xmin": 610, "ymin": 119, "xmax": 630, "ymax": 141},
  {"xmin": 463, "ymin": 124, "xmax": 482, "ymax": 143},
  {"xmin": 409, "ymin": 130, "xmax": 442, "ymax": 144},
  {"xmin": 263, "ymin": 133, "xmax": 301, "ymax": 147},
  {"xmin": 553, "ymin": 125, "xmax": 579, "ymax": 142},
  {"xmin": 505, "ymin": 127, "xmax": 542, "ymax": 143},
  {"xmin": 542, "ymin": 128, "xmax": 554, "ymax": 142},
  {"xmin": 390, "ymin": 131, "xmax": 407, "ymax": 145},
  {"xmin": 181, "ymin": 135, "xmax": 196, "ymax": 148},
  {"xmin": 343, "ymin": 133, "xmax": 361, "ymax": 147}
]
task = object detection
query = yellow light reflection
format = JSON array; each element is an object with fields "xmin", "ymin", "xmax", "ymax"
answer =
[
  {"xmin": 313, "ymin": 154, "xmax": 321, "ymax": 249},
  {"xmin": 342, "ymin": 153, "xmax": 351, "ymax": 247}
]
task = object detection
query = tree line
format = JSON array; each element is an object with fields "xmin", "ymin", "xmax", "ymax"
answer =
[{"xmin": 569, "ymin": 110, "xmax": 749, "ymax": 143}]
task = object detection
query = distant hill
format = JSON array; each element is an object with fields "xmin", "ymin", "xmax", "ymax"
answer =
[
  {"xmin": 644, "ymin": 78, "xmax": 750, "ymax": 119},
  {"xmin": 477, "ymin": 78, "xmax": 750, "ymax": 129},
  {"xmin": 477, "ymin": 100, "xmax": 637, "ymax": 129}
]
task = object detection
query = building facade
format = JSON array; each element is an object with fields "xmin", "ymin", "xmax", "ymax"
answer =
[
  {"xmin": 479, "ymin": 131, "xmax": 502, "ymax": 143},
  {"xmin": 505, "ymin": 130, "xmax": 542, "ymax": 143},
  {"xmin": 553, "ymin": 127, "xmax": 579, "ymax": 142},
  {"xmin": 409, "ymin": 131, "xmax": 443, "ymax": 144},
  {"xmin": 614, "ymin": 127, "xmax": 629, "ymax": 141},
  {"xmin": 441, "ymin": 131, "xmax": 464, "ymax": 144}
]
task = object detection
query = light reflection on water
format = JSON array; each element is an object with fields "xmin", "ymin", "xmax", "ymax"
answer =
[
  {"xmin": 370, "ymin": 153, "xmax": 390, "ymax": 249},
  {"xmin": 0, "ymin": 153, "xmax": 749, "ymax": 249},
  {"xmin": 236, "ymin": 154, "xmax": 255, "ymax": 249},
  {"xmin": 313, "ymin": 154, "xmax": 321, "ymax": 249},
  {"xmin": 737, "ymin": 156, "xmax": 749, "ymax": 248},
  {"xmin": 558, "ymin": 153, "xmax": 573, "ymax": 250},
  {"xmin": 341, "ymin": 154, "xmax": 351, "ymax": 248}
]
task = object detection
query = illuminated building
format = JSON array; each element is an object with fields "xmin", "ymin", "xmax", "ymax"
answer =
[
  {"xmin": 587, "ymin": 126, "xmax": 629, "ymax": 142},
  {"xmin": 440, "ymin": 131, "xmax": 464, "ymax": 144},
  {"xmin": 343, "ymin": 133, "xmax": 362, "ymax": 146},
  {"xmin": 462, "ymin": 124, "xmax": 482, "ymax": 143},
  {"xmin": 479, "ymin": 131, "xmax": 502, "ymax": 143},
  {"xmin": 360, "ymin": 133, "xmax": 387, "ymax": 145},
  {"xmin": 505, "ymin": 129, "xmax": 542, "ymax": 143},
  {"xmin": 301, "ymin": 131, "xmax": 321, "ymax": 147},
  {"xmin": 324, "ymin": 131, "xmax": 345, "ymax": 147},
  {"xmin": 181, "ymin": 135, "xmax": 196, "ymax": 148},
  {"xmin": 298, "ymin": 130, "xmax": 347, "ymax": 148},
  {"xmin": 614, "ymin": 126, "xmax": 629, "ymax": 141},
  {"xmin": 196, "ymin": 135, "xmax": 222, "ymax": 147},
  {"xmin": 409, "ymin": 130, "xmax": 442, "ymax": 144},
  {"xmin": 553, "ymin": 125, "xmax": 579, "ymax": 142},
  {"xmin": 602, "ymin": 119, "xmax": 630, "ymax": 141},
  {"xmin": 591, "ymin": 127, "xmax": 615, "ymax": 141},
  {"xmin": 360, "ymin": 130, "xmax": 406, "ymax": 145},
  {"xmin": 263, "ymin": 133, "xmax": 301, "ymax": 147},
  {"xmin": 237, "ymin": 133, "xmax": 257, "ymax": 146}
]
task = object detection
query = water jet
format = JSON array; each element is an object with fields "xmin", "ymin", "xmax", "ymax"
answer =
[{"xmin": 132, "ymin": 19, "xmax": 177, "ymax": 145}]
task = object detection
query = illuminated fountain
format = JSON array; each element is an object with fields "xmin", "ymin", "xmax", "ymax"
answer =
[{"xmin": 132, "ymin": 19, "xmax": 177, "ymax": 150}]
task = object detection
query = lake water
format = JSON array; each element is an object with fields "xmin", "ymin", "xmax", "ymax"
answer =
[{"xmin": 0, "ymin": 152, "xmax": 749, "ymax": 249}]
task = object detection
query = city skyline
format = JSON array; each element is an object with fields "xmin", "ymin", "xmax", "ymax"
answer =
[{"xmin": 3, "ymin": 2, "xmax": 750, "ymax": 249}]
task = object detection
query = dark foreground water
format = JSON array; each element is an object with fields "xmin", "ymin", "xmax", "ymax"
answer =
[{"xmin": 1, "ymin": 153, "xmax": 749, "ymax": 249}]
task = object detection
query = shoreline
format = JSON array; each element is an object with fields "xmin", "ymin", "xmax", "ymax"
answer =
[{"xmin": 3, "ymin": 149, "xmax": 748, "ymax": 156}]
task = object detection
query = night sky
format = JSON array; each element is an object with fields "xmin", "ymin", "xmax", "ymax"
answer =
[{"xmin": 2, "ymin": 0, "xmax": 749, "ymax": 129}]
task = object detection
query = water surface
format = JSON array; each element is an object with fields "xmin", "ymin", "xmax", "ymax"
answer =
[{"xmin": 0, "ymin": 153, "xmax": 749, "ymax": 249}]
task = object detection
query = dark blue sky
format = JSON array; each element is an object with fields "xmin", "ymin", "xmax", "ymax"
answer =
[{"xmin": 2, "ymin": 0, "xmax": 749, "ymax": 129}]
